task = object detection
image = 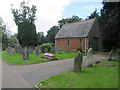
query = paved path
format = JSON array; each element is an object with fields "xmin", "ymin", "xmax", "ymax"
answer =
[{"xmin": 1, "ymin": 53, "xmax": 116, "ymax": 88}]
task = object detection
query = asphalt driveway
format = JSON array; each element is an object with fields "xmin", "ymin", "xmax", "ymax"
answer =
[{"xmin": 1, "ymin": 52, "xmax": 115, "ymax": 88}]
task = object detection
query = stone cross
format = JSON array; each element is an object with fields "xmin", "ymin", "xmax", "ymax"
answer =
[
  {"xmin": 23, "ymin": 47, "xmax": 29, "ymax": 60},
  {"xmin": 74, "ymin": 51, "xmax": 83, "ymax": 73},
  {"xmin": 108, "ymin": 49, "xmax": 113, "ymax": 61},
  {"xmin": 86, "ymin": 48, "xmax": 93, "ymax": 67}
]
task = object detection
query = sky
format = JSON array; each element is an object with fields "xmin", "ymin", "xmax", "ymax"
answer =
[{"xmin": 0, "ymin": 0, "xmax": 103, "ymax": 36}]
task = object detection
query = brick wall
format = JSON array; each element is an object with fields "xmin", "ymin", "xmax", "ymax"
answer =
[{"xmin": 55, "ymin": 38, "xmax": 85, "ymax": 51}]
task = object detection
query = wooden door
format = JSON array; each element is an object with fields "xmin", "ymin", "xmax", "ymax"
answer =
[{"xmin": 93, "ymin": 37, "xmax": 98, "ymax": 51}]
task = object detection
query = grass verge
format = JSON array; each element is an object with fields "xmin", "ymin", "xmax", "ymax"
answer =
[
  {"xmin": 2, "ymin": 51, "xmax": 86, "ymax": 65},
  {"xmin": 37, "ymin": 59, "xmax": 118, "ymax": 88}
]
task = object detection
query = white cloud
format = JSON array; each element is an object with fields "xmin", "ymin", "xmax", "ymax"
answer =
[
  {"xmin": 0, "ymin": 0, "xmax": 71, "ymax": 35},
  {"xmin": 84, "ymin": 4, "xmax": 102, "ymax": 12}
]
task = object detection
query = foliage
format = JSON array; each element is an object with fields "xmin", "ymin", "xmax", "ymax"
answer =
[
  {"xmin": 46, "ymin": 26, "xmax": 59, "ymax": 43},
  {"xmin": 58, "ymin": 15, "xmax": 83, "ymax": 28},
  {"xmin": 37, "ymin": 32, "xmax": 45, "ymax": 45},
  {"xmin": 0, "ymin": 17, "xmax": 9, "ymax": 50},
  {"xmin": 11, "ymin": 1, "xmax": 38, "ymax": 47},
  {"xmin": 41, "ymin": 43, "xmax": 52, "ymax": 53},
  {"xmin": 101, "ymin": 2, "xmax": 120, "ymax": 51},
  {"xmin": 86, "ymin": 9, "xmax": 99, "ymax": 19},
  {"xmin": 38, "ymin": 60, "xmax": 118, "ymax": 88},
  {"xmin": 9, "ymin": 33, "xmax": 18, "ymax": 45}
]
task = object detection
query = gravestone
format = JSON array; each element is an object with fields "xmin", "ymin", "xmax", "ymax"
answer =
[
  {"xmin": 10, "ymin": 48, "xmax": 15, "ymax": 55},
  {"xmin": 108, "ymin": 49, "xmax": 113, "ymax": 61},
  {"xmin": 7, "ymin": 46, "xmax": 11, "ymax": 53},
  {"xmin": 6, "ymin": 48, "xmax": 9, "ymax": 53},
  {"xmin": 15, "ymin": 43, "xmax": 19, "ymax": 53},
  {"xmin": 23, "ymin": 47, "xmax": 29, "ymax": 60},
  {"xmin": 41, "ymin": 53, "xmax": 58, "ymax": 60},
  {"xmin": 51, "ymin": 48, "xmax": 55, "ymax": 54},
  {"xmin": 55, "ymin": 48, "xmax": 58, "ymax": 53},
  {"xmin": 74, "ymin": 51, "xmax": 83, "ymax": 73},
  {"xmin": 28, "ymin": 46, "xmax": 34, "ymax": 54},
  {"xmin": 44, "ymin": 48, "xmax": 48, "ymax": 53},
  {"xmin": 86, "ymin": 48, "xmax": 93, "ymax": 67},
  {"xmin": 18, "ymin": 47, "xmax": 23, "ymax": 54},
  {"xmin": 35, "ymin": 47, "xmax": 40, "ymax": 55}
]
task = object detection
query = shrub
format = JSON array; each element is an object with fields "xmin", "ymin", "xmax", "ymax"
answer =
[
  {"xmin": 49, "ymin": 43, "xmax": 55, "ymax": 47},
  {"xmin": 41, "ymin": 43, "xmax": 52, "ymax": 53}
]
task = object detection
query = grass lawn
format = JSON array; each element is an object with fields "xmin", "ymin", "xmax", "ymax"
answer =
[
  {"xmin": 37, "ymin": 59, "xmax": 119, "ymax": 88},
  {"xmin": 2, "ymin": 51, "xmax": 87, "ymax": 65}
]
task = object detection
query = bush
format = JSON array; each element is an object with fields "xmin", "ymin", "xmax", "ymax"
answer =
[
  {"xmin": 49, "ymin": 43, "xmax": 55, "ymax": 47},
  {"xmin": 41, "ymin": 43, "xmax": 52, "ymax": 53}
]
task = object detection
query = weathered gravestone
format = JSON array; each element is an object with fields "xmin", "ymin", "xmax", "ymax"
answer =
[
  {"xmin": 108, "ymin": 49, "xmax": 113, "ymax": 61},
  {"xmin": 86, "ymin": 48, "xmax": 93, "ymax": 67},
  {"xmin": 23, "ymin": 47, "xmax": 29, "ymax": 60},
  {"xmin": 15, "ymin": 43, "xmax": 19, "ymax": 53},
  {"xmin": 35, "ymin": 47, "xmax": 40, "ymax": 55},
  {"xmin": 10, "ymin": 48, "xmax": 15, "ymax": 55},
  {"xmin": 41, "ymin": 53, "xmax": 58, "ymax": 60},
  {"xmin": 44, "ymin": 48, "xmax": 48, "ymax": 53},
  {"xmin": 74, "ymin": 51, "xmax": 83, "ymax": 73},
  {"xmin": 55, "ymin": 48, "xmax": 58, "ymax": 53},
  {"xmin": 7, "ymin": 46, "xmax": 11, "ymax": 53},
  {"xmin": 28, "ymin": 46, "xmax": 34, "ymax": 54},
  {"xmin": 51, "ymin": 47, "xmax": 55, "ymax": 54},
  {"xmin": 18, "ymin": 47, "xmax": 23, "ymax": 54}
]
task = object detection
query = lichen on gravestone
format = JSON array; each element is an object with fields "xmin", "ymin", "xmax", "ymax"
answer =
[
  {"xmin": 86, "ymin": 48, "xmax": 93, "ymax": 67},
  {"xmin": 74, "ymin": 51, "xmax": 83, "ymax": 73},
  {"xmin": 23, "ymin": 47, "xmax": 29, "ymax": 60}
]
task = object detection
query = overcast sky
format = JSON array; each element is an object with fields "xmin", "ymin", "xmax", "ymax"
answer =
[{"xmin": 0, "ymin": 0, "xmax": 103, "ymax": 36}]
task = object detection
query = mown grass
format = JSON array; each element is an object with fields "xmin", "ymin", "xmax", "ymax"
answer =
[
  {"xmin": 2, "ymin": 51, "xmax": 86, "ymax": 65},
  {"xmin": 37, "ymin": 59, "xmax": 118, "ymax": 88}
]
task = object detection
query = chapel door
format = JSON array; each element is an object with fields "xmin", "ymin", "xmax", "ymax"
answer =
[{"xmin": 93, "ymin": 37, "xmax": 98, "ymax": 51}]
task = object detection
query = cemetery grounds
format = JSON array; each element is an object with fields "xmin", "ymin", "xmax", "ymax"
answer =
[
  {"xmin": 36, "ymin": 58, "xmax": 119, "ymax": 88},
  {"xmin": 2, "ymin": 50, "xmax": 87, "ymax": 65}
]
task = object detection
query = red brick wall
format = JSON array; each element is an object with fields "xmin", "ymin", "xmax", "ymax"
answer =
[{"xmin": 55, "ymin": 38, "xmax": 85, "ymax": 51}]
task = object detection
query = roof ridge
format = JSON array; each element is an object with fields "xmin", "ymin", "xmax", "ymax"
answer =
[{"xmin": 63, "ymin": 17, "xmax": 96, "ymax": 26}]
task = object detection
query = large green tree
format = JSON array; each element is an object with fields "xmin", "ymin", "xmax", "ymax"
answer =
[
  {"xmin": 58, "ymin": 15, "xmax": 83, "ymax": 28},
  {"xmin": 11, "ymin": 1, "xmax": 37, "ymax": 47},
  {"xmin": 102, "ymin": 2, "xmax": 120, "ymax": 50},
  {"xmin": 0, "ymin": 17, "xmax": 9, "ymax": 50},
  {"xmin": 37, "ymin": 32, "xmax": 45, "ymax": 45},
  {"xmin": 46, "ymin": 26, "xmax": 60, "ymax": 43}
]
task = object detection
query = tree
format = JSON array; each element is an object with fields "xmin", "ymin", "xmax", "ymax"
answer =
[
  {"xmin": 0, "ymin": 17, "xmax": 9, "ymax": 50},
  {"xmin": 58, "ymin": 15, "xmax": 83, "ymax": 28},
  {"xmin": 11, "ymin": 1, "xmax": 37, "ymax": 47},
  {"xmin": 37, "ymin": 32, "xmax": 45, "ymax": 45},
  {"xmin": 86, "ymin": 9, "xmax": 99, "ymax": 19},
  {"xmin": 9, "ymin": 33, "xmax": 18, "ymax": 45},
  {"xmin": 46, "ymin": 26, "xmax": 59, "ymax": 43},
  {"xmin": 102, "ymin": 2, "xmax": 120, "ymax": 51}
]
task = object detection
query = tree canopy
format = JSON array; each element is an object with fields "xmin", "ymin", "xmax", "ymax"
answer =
[
  {"xmin": 101, "ymin": 2, "xmax": 120, "ymax": 50},
  {"xmin": 11, "ymin": 1, "xmax": 37, "ymax": 47}
]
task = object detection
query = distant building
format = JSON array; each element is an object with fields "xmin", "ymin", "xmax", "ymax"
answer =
[{"xmin": 55, "ymin": 18, "xmax": 102, "ymax": 53}]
